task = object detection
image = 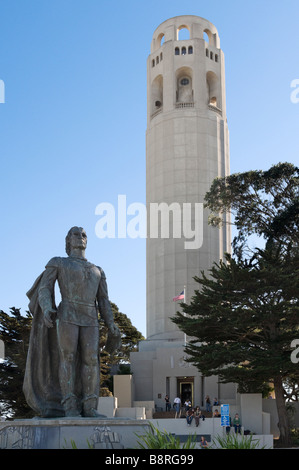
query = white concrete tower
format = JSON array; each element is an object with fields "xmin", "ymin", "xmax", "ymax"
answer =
[
  {"xmin": 130, "ymin": 15, "xmax": 233, "ymax": 407},
  {"xmin": 146, "ymin": 15, "xmax": 230, "ymax": 342}
]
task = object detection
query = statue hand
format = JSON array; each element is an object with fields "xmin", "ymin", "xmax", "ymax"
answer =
[
  {"xmin": 44, "ymin": 308, "xmax": 57, "ymax": 328},
  {"xmin": 105, "ymin": 324, "xmax": 122, "ymax": 354}
]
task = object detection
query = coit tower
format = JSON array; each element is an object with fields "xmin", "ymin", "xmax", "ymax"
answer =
[
  {"xmin": 146, "ymin": 15, "xmax": 230, "ymax": 342},
  {"xmin": 130, "ymin": 15, "xmax": 232, "ymax": 406}
]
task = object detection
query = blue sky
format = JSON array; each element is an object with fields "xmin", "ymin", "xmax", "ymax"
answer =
[{"xmin": 0, "ymin": 0, "xmax": 298, "ymax": 337}]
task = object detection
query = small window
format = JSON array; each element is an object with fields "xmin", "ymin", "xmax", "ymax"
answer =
[
  {"xmin": 160, "ymin": 52, "xmax": 163, "ymax": 61},
  {"xmin": 152, "ymin": 59, "xmax": 155, "ymax": 67},
  {"xmin": 182, "ymin": 47, "xmax": 186, "ymax": 55},
  {"xmin": 156, "ymin": 56, "xmax": 159, "ymax": 64},
  {"xmin": 188, "ymin": 46, "xmax": 193, "ymax": 54},
  {"xmin": 215, "ymin": 54, "xmax": 218, "ymax": 63},
  {"xmin": 180, "ymin": 78, "xmax": 190, "ymax": 86},
  {"xmin": 178, "ymin": 27, "xmax": 190, "ymax": 41},
  {"xmin": 203, "ymin": 31, "xmax": 210, "ymax": 44},
  {"xmin": 206, "ymin": 49, "xmax": 209, "ymax": 57},
  {"xmin": 175, "ymin": 47, "xmax": 180, "ymax": 55},
  {"xmin": 210, "ymin": 51, "xmax": 213, "ymax": 60}
]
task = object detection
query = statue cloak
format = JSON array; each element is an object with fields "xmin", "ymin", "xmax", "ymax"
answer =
[{"xmin": 23, "ymin": 272, "xmax": 64, "ymax": 417}]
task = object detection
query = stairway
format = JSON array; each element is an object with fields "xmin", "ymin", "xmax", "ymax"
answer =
[{"xmin": 153, "ymin": 410, "xmax": 213, "ymax": 419}]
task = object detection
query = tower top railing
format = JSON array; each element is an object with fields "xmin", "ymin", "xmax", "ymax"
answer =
[{"xmin": 151, "ymin": 15, "xmax": 220, "ymax": 53}]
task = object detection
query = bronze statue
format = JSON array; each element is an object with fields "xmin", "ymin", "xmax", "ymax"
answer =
[{"xmin": 23, "ymin": 227, "xmax": 121, "ymax": 418}]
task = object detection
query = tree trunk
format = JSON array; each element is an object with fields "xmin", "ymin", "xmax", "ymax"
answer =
[{"xmin": 273, "ymin": 376, "xmax": 292, "ymax": 447}]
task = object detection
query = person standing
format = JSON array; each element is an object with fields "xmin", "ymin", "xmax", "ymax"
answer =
[
  {"xmin": 173, "ymin": 396, "xmax": 181, "ymax": 418},
  {"xmin": 165, "ymin": 395, "xmax": 171, "ymax": 411},
  {"xmin": 205, "ymin": 395, "xmax": 211, "ymax": 413}
]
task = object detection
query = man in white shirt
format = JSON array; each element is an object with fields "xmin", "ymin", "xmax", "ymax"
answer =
[{"xmin": 174, "ymin": 396, "xmax": 181, "ymax": 418}]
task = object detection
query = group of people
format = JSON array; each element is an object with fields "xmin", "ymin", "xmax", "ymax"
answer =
[
  {"xmin": 186, "ymin": 406, "xmax": 205, "ymax": 426},
  {"xmin": 164, "ymin": 395, "xmax": 209, "ymax": 425},
  {"xmin": 164, "ymin": 395, "xmax": 242, "ymax": 434},
  {"xmin": 164, "ymin": 394, "xmax": 242, "ymax": 449},
  {"xmin": 205, "ymin": 395, "xmax": 219, "ymax": 412}
]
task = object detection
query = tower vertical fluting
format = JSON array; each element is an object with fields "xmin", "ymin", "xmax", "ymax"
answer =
[{"xmin": 146, "ymin": 16, "xmax": 230, "ymax": 341}]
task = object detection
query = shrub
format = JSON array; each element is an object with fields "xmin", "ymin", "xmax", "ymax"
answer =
[
  {"xmin": 212, "ymin": 433, "xmax": 264, "ymax": 449},
  {"xmin": 135, "ymin": 422, "xmax": 197, "ymax": 449}
]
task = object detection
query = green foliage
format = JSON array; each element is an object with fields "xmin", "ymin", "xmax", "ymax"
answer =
[
  {"xmin": 173, "ymin": 162, "xmax": 299, "ymax": 447},
  {"xmin": 212, "ymin": 433, "xmax": 264, "ymax": 449},
  {"xmin": 172, "ymin": 249, "xmax": 299, "ymax": 393},
  {"xmin": 135, "ymin": 422, "xmax": 197, "ymax": 449},
  {"xmin": 0, "ymin": 308, "xmax": 34, "ymax": 418},
  {"xmin": 110, "ymin": 302, "xmax": 145, "ymax": 361},
  {"xmin": 205, "ymin": 162, "xmax": 299, "ymax": 256},
  {"xmin": 99, "ymin": 302, "xmax": 144, "ymax": 394},
  {"xmin": 290, "ymin": 428, "xmax": 299, "ymax": 447}
]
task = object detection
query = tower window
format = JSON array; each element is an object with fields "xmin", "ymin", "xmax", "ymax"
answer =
[
  {"xmin": 215, "ymin": 54, "xmax": 218, "ymax": 63},
  {"xmin": 152, "ymin": 59, "xmax": 155, "ymax": 67},
  {"xmin": 206, "ymin": 49, "xmax": 209, "ymax": 57},
  {"xmin": 180, "ymin": 78, "xmax": 189, "ymax": 86},
  {"xmin": 175, "ymin": 47, "xmax": 180, "ymax": 55},
  {"xmin": 177, "ymin": 26, "xmax": 190, "ymax": 41},
  {"xmin": 181, "ymin": 47, "xmax": 186, "ymax": 55},
  {"xmin": 203, "ymin": 31, "xmax": 210, "ymax": 44},
  {"xmin": 210, "ymin": 51, "xmax": 214, "ymax": 60},
  {"xmin": 156, "ymin": 56, "xmax": 159, "ymax": 64},
  {"xmin": 176, "ymin": 68, "xmax": 193, "ymax": 104},
  {"xmin": 160, "ymin": 52, "xmax": 163, "ymax": 61},
  {"xmin": 188, "ymin": 46, "xmax": 193, "ymax": 54}
]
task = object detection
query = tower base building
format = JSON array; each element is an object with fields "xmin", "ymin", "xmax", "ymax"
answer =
[{"xmin": 131, "ymin": 16, "xmax": 236, "ymax": 409}]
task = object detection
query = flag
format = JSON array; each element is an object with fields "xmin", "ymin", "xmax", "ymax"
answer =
[{"xmin": 173, "ymin": 291, "xmax": 184, "ymax": 302}]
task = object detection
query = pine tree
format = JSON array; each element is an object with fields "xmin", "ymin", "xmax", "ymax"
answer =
[
  {"xmin": 0, "ymin": 308, "xmax": 33, "ymax": 418},
  {"xmin": 173, "ymin": 162, "xmax": 299, "ymax": 447},
  {"xmin": 99, "ymin": 302, "xmax": 144, "ymax": 394}
]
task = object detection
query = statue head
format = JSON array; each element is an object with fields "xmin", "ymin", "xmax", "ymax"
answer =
[{"xmin": 65, "ymin": 226, "xmax": 87, "ymax": 256}]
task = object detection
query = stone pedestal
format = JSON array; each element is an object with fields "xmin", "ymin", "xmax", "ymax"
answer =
[{"xmin": 0, "ymin": 418, "xmax": 150, "ymax": 449}]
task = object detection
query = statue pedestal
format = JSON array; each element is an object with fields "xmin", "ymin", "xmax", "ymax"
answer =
[{"xmin": 0, "ymin": 418, "xmax": 150, "ymax": 449}]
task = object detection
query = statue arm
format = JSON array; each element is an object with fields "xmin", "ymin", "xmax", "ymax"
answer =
[
  {"xmin": 96, "ymin": 269, "xmax": 115, "ymax": 328},
  {"xmin": 97, "ymin": 269, "xmax": 121, "ymax": 353}
]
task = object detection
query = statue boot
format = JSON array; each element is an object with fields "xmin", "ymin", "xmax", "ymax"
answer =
[
  {"xmin": 82, "ymin": 394, "xmax": 106, "ymax": 418},
  {"xmin": 62, "ymin": 393, "xmax": 80, "ymax": 417}
]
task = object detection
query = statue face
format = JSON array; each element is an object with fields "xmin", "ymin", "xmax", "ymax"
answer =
[{"xmin": 69, "ymin": 226, "xmax": 87, "ymax": 251}]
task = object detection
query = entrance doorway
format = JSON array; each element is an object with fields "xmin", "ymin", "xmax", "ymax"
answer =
[{"xmin": 177, "ymin": 377, "xmax": 194, "ymax": 405}]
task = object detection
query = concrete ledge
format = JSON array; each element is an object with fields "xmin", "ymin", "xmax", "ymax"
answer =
[{"xmin": 0, "ymin": 418, "xmax": 150, "ymax": 449}]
